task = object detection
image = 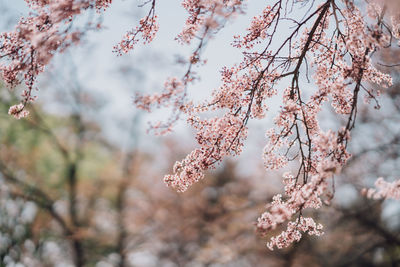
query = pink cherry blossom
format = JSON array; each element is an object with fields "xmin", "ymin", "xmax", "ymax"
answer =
[
  {"xmin": 1, "ymin": 0, "xmax": 400, "ymax": 250},
  {"xmin": 363, "ymin": 178, "xmax": 400, "ymax": 201}
]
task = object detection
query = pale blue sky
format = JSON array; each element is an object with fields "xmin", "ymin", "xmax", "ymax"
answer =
[
  {"xmin": 0, "ymin": 1, "xmax": 317, "ymax": 178},
  {"xmin": 0, "ymin": 0, "xmax": 344, "ymax": 178},
  {"xmin": 0, "ymin": 1, "xmax": 272, "ymax": 175}
]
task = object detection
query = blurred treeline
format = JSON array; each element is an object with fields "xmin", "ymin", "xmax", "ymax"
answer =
[{"xmin": 0, "ymin": 53, "xmax": 399, "ymax": 267}]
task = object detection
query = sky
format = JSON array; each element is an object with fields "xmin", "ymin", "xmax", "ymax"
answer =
[
  {"xmin": 0, "ymin": 0, "xmax": 274, "ymax": 177},
  {"xmin": 1, "ymin": 0, "xmax": 392, "ymax": 173},
  {"xmin": 0, "ymin": 0, "xmax": 354, "ymax": 178}
]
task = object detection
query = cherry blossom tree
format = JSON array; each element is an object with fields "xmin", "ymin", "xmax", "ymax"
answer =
[{"xmin": 1, "ymin": 0, "xmax": 400, "ymax": 250}]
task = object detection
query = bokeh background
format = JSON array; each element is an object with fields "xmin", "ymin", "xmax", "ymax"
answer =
[{"xmin": 0, "ymin": 1, "xmax": 399, "ymax": 266}]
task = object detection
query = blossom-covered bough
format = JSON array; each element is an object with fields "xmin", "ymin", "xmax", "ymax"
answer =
[{"xmin": 1, "ymin": 0, "xmax": 399, "ymax": 250}]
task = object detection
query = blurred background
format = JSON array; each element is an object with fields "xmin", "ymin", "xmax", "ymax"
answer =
[{"xmin": 0, "ymin": 1, "xmax": 399, "ymax": 266}]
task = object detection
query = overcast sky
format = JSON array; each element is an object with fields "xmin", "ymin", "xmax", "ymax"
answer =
[{"xmin": 0, "ymin": 0, "xmax": 343, "ymax": 179}]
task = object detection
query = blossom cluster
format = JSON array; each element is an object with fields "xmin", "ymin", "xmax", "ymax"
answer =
[
  {"xmin": 0, "ymin": 0, "xmax": 109, "ymax": 118},
  {"xmin": 266, "ymin": 216, "xmax": 323, "ymax": 250},
  {"xmin": 362, "ymin": 178, "xmax": 400, "ymax": 201},
  {"xmin": 257, "ymin": 163, "xmax": 335, "ymax": 249},
  {"xmin": 177, "ymin": 0, "xmax": 243, "ymax": 44},
  {"xmin": 8, "ymin": 103, "xmax": 30, "ymax": 119},
  {"xmin": 113, "ymin": 0, "xmax": 158, "ymax": 55},
  {"xmin": 233, "ymin": 4, "xmax": 278, "ymax": 49}
]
